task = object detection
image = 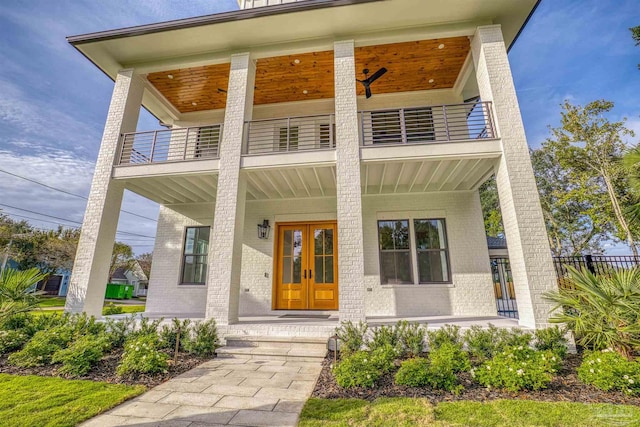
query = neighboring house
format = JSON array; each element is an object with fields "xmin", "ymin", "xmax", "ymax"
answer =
[
  {"xmin": 110, "ymin": 261, "xmax": 149, "ymax": 297},
  {"xmin": 65, "ymin": 0, "xmax": 557, "ymax": 332},
  {"xmin": 4, "ymin": 259, "xmax": 70, "ymax": 297}
]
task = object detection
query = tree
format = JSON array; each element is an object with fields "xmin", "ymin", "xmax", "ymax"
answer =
[
  {"xmin": 135, "ymin": 252, "xmax": 153, "ymax": 278},
  {"xmin": 478, "ymin": 176, "xmax": 504, "ymax": 237},
  {"xmin": 531, "ymin": 146, "xmax": 610, "ymax": 256},
  {"xmin": 109, "ymin": 242, "xmax": 134, "ymax": 282},
  {"xmin": 632, "ymin": 25, "xmax": 640, "ymax": 69},
  {"xmin": 543, "ymin": 100, "xmax": 638, "ymax": 255}
]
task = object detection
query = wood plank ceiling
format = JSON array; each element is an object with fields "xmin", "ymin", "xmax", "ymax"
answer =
[{"xmin": 146, "ymin": 37, "xmax": 470, "ymax": 113}]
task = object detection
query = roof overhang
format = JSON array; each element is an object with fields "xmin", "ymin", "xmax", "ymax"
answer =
[{"xmin": 69, "ymin": 0, "xmax": 538, "ymax": 121}]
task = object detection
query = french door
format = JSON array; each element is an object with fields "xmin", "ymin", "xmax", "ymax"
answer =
[{"xmin": 274, "ymin": 222, "xmax": 338, "ymax": 310}]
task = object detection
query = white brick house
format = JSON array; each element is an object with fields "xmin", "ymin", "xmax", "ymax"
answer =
[{"xmin": 64, "ymin": 0, "xmax": 556, "ymax": 332}]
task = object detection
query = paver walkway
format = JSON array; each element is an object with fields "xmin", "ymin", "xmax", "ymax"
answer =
[{"xmin": 82, "ymin": 357, "xmax": 323, "ymax": 427}]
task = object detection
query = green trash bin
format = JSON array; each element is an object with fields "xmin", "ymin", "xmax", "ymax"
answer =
[
  {"xmin": 123, "ymin": 285, "xmax": 133, "ymax": 299},
  {"xmin": 105, "ymin": 283, "xmax": 130, "ymax": 300}
]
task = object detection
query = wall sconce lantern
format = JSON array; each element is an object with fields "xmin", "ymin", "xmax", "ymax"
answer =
[{"xmin": 257, "ymin": 219, "xmax": 271, "ymax": 240}]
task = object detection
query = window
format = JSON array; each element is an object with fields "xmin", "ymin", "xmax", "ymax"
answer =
[
  {"xmin": 377, "ymin": 220, "xmax": 413, "ymax": 284},
  {"xmin": 405, "ymin": 108, "xmax": 435, "ymax": 142},
  {"xmin": 181, "ymin": 226, "xmax": 210, "ymax": 285},
  {"xmin": 377, "ymin": 218, "xmax": 451, "ymax": 285},
  {"xmin": 414, "ymin": 219, "xmax": 450, "ymax": 283},
  {"xmin": 319, "ymin": 123, "xmax": 336, "ymax": 148},
  {"xmin": 371, "ymin": 111, "xmax": 402, "ymax": 144},
  {"xmin": 195, "ymin": 125, "xmax": 220, "ymax": 158},
  {"xmin": 278, "ymin": 126, "xmax": 299, "ymax": 151}
]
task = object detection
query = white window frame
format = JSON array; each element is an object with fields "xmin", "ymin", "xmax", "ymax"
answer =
[{"xmin": 376, "ymin": 211, "xmax": 453, "ymax": 287}]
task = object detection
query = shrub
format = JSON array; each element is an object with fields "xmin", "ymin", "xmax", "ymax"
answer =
[
  {"xmin": 395, "ymin": 357, "xmax": 430, "ymax": 387},
  {"xmin": 184, "ymin": 319, "xmax": 218, "ymax": 356},
  {"xmin": 103, "ymin": 302, "xmax": 123, "ymax": 316},
  {"xmin": 335, "ymin": 321, "xmax": 368, "ymax": 357},
  {"xmin": 371, "ymin": 343, "xmax": 399, "ymax": 373},
  {"xmin": 369, "ymin": 325, "xmax": 401, "ymax": 353},
  {"xmin": 544, "ymin": 266, "xmax": 640, "ymax": 358},
  {"xmin": 159, "ymin": 318, "xmax": 192, "ymax": 351},
  {"xmin": 426, "ymin": 342, "xmax": 470, "ymax": 393},
  {"xmin": 0, "ymin": 268, "xmax": 46, "ymax": 322},
  {"xmin": 396, "ymin": 321, "xmax": 426, "ymax": 358},
  {"xmin": 8, "ymin": 325, "xmax": 75, "ymax": 367},
  {"xmin": 534, "ymin": 326, "xmax": 569, "ymax": 359},
  {"xmin": 464, "ymin": 325, "xmax": 503, "ymax": 361},
  {"xmin": 0, "ymin": 329, "xmax": 29, "ymax": 355},
  {"xmin": 499, "ymin": 328, "xmax": 533, "ymax": 349},
  {"xmin": 473, "ymin": 346, "xmax": 560, "ymax": 392},
  {"xmin": 427, "ymin": 324, "xmax": 462, "ymax": 351},
  {"xmin": 105, "ymin": 316, "xmax": 137, "ymax": 348},
  {"xmin": 333, "ymin": 351, "xmax": 383, "ymax": 388},
  {"xmin": 577, "ymin": 350, "xmax": 640, "ymax": 396},
  {"xmin": 131, "ymin": 317, "xmax": 163, "ymax": 338},
  {"xmin": 52, "ymin": 333, "xmax": 112, "ymax": 377},
  {"xmin": 117, "ymin": 334, "xmax": 169, "ymax": 377}
]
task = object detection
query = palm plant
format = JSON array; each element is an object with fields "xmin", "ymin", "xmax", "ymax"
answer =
[
  {"xmin": 545, "ymin": 267, "xmax": 640, "ymax": 358},
  {"xmin": 0, "ymin": 268, "xmax": 46, "ymax": 323},
  {"xmin": 544, "ymin": 266, "xmax": 640, "ymax": 358}
]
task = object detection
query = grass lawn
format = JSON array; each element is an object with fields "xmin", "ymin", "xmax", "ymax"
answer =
[
  {"xmin": 300, "ymin": 398, "xmax": 640, "ymax": 427},
  {"xmin": 36, "ymin": 297, "xmax": 67, "ymax": 308},
  {"xmin": 0, "ymin": 374, "xmax": 144, "ymax": 427}
]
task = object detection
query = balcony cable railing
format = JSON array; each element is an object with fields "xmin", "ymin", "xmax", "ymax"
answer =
[
  {"xmin": 118, "ymin": 124, "xmax": 222, "ymax": 165},
  {"xmin": 359, "ymin": 101, "xmax": 495, "ymax": 146},
  {"xmin": 243, "ymin": 113, "xmax": 336, "ymax": 155}
]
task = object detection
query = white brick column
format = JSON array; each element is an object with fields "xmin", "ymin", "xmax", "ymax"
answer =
[
  {"xmin": 65, "ymin": 69, "xmax": 144, "ymax": 317},
  {"xmin": 471, "ymin": 26, "xmax": 556, "ymax": 328},
  {"xmin": 334, "ymin": 41, "xmax": 366, "ymax": 322},
  {"xmin": 205, "ymin": 53, "xmax": 255, "ymax": 325}
]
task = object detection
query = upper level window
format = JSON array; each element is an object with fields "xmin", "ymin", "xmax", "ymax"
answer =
[
  {"xmin": 195, "ymin": 125, "xmax": 220, "ymax": 158},
  {"xmin": 377, "ymin": 218, "xmax": 451, "ymax": 285},
  {"xmin": 279, "ymin": 126, "xmax": 299, "ymax": 151},
  {"xmin": 182, "ymin": 226, "xmax": 209, "ymax": 285}
]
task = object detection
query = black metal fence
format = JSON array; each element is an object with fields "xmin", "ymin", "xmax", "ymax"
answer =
[{"xmin": 491, "ymin": 255, "xmax": 640, "ymax": 318}]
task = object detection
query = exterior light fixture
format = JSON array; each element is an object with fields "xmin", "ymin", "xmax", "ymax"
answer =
[
  {"xmin": 429, "ymin": 79, "xmax": 435, "ymax": 83},
  {"xmin": 167, "ymin": 74, "xmax": 174, "ymax": 79},
  {"xmin": 294, "ymin": 59, "xmax": 301, "ymax": 64},
  {"xmin": 438, "ymin": 44, "xmax": 445, "ymax": 49},
  {"xmin": 303, "ymin": 90, "xmax": 308, "ymax": 94},
  {"xmin": 257, "ymin": 219, "xmax": 271, "ymax": 240},
  {"xmin": 191, "ymin": 102, "xmax": 198, "ymax": 106}
]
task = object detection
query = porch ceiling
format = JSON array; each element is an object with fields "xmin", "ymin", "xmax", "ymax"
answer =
[
  {"xmin": 122, "ymin": 173, "xmax": 218, "ymax": 205},
  {"xmin": 145, "ymin": 36, "xmax": 470, "ymax": 113},
  {"xmin": 244, "ymin": 157, "xmax": 496, "ymax": 201},
  {"xmin": 362, "ymin": 158, "xmax": 496, "ymax": 194}
]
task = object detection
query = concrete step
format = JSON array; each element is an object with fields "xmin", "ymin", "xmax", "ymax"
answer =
[{"xmin": 216, "ymin": 336, "xmax": 328, "ymax": 362}]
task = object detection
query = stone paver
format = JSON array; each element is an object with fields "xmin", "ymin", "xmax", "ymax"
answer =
[{"xmin": 80, "ymin": 356, "xmax": 322, "ymax": 426}]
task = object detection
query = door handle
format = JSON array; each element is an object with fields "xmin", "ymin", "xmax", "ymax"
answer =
[
  {"xmin": 309, "ymin": 270, "xmax": 312, "ymax": 279},
  {"xmin": 303, "ymin": 270, "xmax": 307, "ymax": 279}
]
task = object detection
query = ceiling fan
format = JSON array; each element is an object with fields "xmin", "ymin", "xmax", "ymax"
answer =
[{"xmin": 357, "ymin": 67, "xmax": 388, "ymax": 99}]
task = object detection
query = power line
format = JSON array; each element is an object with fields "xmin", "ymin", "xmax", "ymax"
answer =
[
  {"xmin": 0, "ymin": 168, "xmax": 157, "ymax": 222},
  {"xmin": 0, "ymin": 203, "xmax": 156, "ymax": 239},
  {"xmin": 3, "ymin": 212, "xmax": 156, "ymax": 243}
]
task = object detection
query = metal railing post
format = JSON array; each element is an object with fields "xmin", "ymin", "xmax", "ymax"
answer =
[
  {"xmin": 149, "ymin": 131, "xmax": 158, "ymax": 163},
  {"xmin": 330, "ymin": 114, "xmax": 335, "ymax": 148},
  {"xmin": 485, "ymin": 102, "xmax": 496, "ymax": 138},
  {"xmin": 287, "ymin": 117, "xmax": 291, "ymax": 151},
  {"xmin": 442, "ymin": 105, "xmax": 450, "ymax": 141},
  {"xmin": 182, "ymin": 127, "xmax": 190, "ymax": 161}
]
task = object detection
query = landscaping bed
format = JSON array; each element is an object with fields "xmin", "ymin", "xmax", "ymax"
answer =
[
  {"xmin": 313, "ymin": 351, "xmax": 640, "ymax": 406},
  {"xmin": 0, "ymin": 348, "xmax": 208, "ymax": 388}
]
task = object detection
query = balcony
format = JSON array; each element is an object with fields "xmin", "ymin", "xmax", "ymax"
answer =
[
  {"xmin": 360, "ymin": 101, "xmax": 495, "ymax": 147},
  {"xmin": 117, "ymin": 124, "xmax": 222, "ymax": 166}
]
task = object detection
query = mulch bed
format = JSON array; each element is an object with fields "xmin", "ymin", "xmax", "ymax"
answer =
[
  {"xmin": 313, "ymin": 351, "xmax": 640, "ymax": 406},
  {"xmin": 0, "ymin": 349, "xmax": 210, "ymax": 388}
]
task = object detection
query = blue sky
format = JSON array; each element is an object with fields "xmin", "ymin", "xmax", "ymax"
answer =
[{"xmin": 0, "ymin": 0, "xmax": 638, "ymax": 255}]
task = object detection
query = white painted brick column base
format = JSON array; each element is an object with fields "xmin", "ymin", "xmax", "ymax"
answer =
[
  {"xmin": 205, "ymin": 53, "xmax": 256, "ymax": 325},
  {"xmin": 65, "ymin": 69, "xmax": 143, "ymax": 318},
  {"xmin": 334, "ymin": 40, "xmax": 366, "ymax": 322},
  {"xmin": 471, "ymin": 26, "xmax": 557, "ymax": 328}
]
